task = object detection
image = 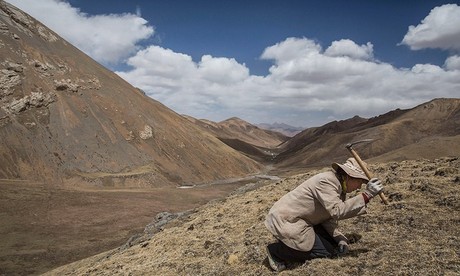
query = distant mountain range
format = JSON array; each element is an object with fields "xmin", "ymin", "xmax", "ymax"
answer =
[
  {"xmin": 256, "ymin": 122, "xmax": 304, "ymax": 137},
  {"xmin": 191, "ymin": 98, "xmax": 460, "ymax": 173}
]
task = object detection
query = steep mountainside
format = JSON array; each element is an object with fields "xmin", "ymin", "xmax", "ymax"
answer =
[
  {"xmin": 273, "ymin": 98, "xmax": 460, "ymax": 171},
  {"xmin": 0, "ymin": 1, "xmax": 262, "ymax": 187}
]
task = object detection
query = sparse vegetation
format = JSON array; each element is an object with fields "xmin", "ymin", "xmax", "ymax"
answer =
[{"xmin": 45, "ymin": 157, "xmax": 459, "ymax": 275}]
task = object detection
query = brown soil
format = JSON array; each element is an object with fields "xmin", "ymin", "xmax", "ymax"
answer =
[
  {"xmin": 44, "ymin": 157, "xmax": 459, "ymax": 276},
  {"xmin": 0, "ymin": 179, "xmax": 258, "ymax": 275}
]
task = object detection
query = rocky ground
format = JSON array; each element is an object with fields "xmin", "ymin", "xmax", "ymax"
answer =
[{"xmin": 46, "ymin": 157, "xmax": 459, "ymax": 275}]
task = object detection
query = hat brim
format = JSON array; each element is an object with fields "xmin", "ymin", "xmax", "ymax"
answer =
[{"xmin": 332, "ymin": 162, "xmax": 369, "ymax": 181}]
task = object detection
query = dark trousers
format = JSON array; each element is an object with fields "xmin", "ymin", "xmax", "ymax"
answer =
[{"xmin": 267, "ymin": 225, "xmax": 337, "ymax": 263}]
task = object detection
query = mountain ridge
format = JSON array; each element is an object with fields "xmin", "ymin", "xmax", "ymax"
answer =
[
  {"xmin": 271, "ymin": 98, "xmax": 460, "ymax": 171},
  {"xmin": 183, "ymin": 115, "xmax": 289, "ymax": 149},
  {"xmin": 256, "ymin": 122, "xmax": 304, "ymax": 137}
]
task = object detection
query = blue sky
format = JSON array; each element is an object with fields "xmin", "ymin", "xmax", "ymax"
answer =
[
  {"xmin": 6, "ymin": 0, "xmax": 460, "ymax": 127},
  {"xmin": 64, "ymin": 0, "xmax": 453, "ymax": 74}
]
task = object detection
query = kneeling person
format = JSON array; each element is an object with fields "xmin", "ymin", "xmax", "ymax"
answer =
[{"xmin": 265, "ymin": 158, "xmax": 383, "ymax": 271}]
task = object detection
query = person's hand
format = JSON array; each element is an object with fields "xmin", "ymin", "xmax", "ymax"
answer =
[
  {"xmin": 365, "ymin": 178, "xmax": 383, "ymax": 198},
  {"xmin": 337, "ymin": 240, "xmax": 348, "ymax": 256}
]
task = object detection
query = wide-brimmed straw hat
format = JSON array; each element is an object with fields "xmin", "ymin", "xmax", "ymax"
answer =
[{"xmin": 332, "ymin": 158, "xmax": 369, "ymax": 181}]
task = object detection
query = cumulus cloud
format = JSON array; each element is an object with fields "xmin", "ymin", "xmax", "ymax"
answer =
[
  {"xmin": 444, "ymin": 55, "xmax": 460, "ymax": 71},
  {"xmin": 261, "ymin": 37, "xmax": 322, "ymax": 63},
  {"xmin": 325, "ymin": 39, "xmax": 374, "ymax": 60},
  {"xmin": 118, "ymin": 36, "xmax": 459, "ymax": 127},
  {"xmin": 6, "ymin": 0, "xmax": 154, "ymax": 65},
  {"xmin": 401, "ymin": 4, "xmax": 460, "ymax": 51},
  {"xmin": 198, "ymin": 55, "xmax": 250, "ymax": 84},
  {"xmin": 260, "ymin": 38, "xmax": 379, "ymax": 84},
  {"xmin": 117, "ymin": 46, "xmax": 255, "ymax": 119}
]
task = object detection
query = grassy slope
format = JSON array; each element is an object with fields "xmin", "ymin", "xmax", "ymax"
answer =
[{"xmin": 46, "ymin": 157, "xmax": 459, "ymax": 276}]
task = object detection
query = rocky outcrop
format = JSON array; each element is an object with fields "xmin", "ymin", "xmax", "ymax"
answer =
[
  {"xmin": 2, "ymin": 91, "xmax": 55, "ymax": 114},
  {"xmin": 0, "ymin": 61, "xmax": 22, "ymax": 97},
  {"xmin": 0, "ymin": 0, "xmax": 57, "ymax": 42},
  {"xmin": 139, "ymin": 125, "xmax": 153, "ymax": 140},
  {"xmin": 53, "ymin": 79, "xmax": 79, "ymax": 92},
  {"xmin": 120, "ymin": 210, "xmax": 196, "ymax": 250}
]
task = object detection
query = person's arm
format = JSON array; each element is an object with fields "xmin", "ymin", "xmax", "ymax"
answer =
[
  {"xmin": 314, "ymin": 178, "xmax": 367, "ymax": 221},
  {"xmin": 321, "ymin": 219, "xmax": 347, "ymax": 244}
]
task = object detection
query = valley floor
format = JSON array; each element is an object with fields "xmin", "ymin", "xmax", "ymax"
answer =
[{"xmin": 0, "ymin": 178, "xmax": 259, "ymax": 275}]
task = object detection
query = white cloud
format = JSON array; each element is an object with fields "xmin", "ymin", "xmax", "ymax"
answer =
[
  {"xmin": 261, "ymin": 37, "xmax": 322, "ymax": 64},
  {"xmin": 411, "ymin": 64, "xmax": 444, "ymax": 74},
  {"xmin": 117, "ymin": 46, "xmax": 254, "ymax": 119},
  {"xmin": 198, "ymin": 55, "xmax": 250, "ymax": 84},
  {"xmin": 444, "ymin": 55, "xmax": 460, "ymax": 70},
  {"xmin": 325, "ymin": 39, "xmax": 374, "ymax": 60},
  {"xmin": 6, "ymin": 0, "xmax": 154, "ymax": 65},
  {"xmin": 123, "ymin": 46, "xmax": 196, "ymax": 80},
  {"xmin": 401, "ymin": 4, "xmax": 460, "ymax": 51},
  {"xmin": 118, "ymin": 36, "xmax": 460, "ymax": 127}
]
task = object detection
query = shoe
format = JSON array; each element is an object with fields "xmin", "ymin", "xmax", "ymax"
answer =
[{"xmin": 266, "ymin": 245, "xmax": 286, "ymax": 272}]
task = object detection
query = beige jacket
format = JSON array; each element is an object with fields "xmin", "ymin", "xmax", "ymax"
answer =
[{"xmin": 265, "ymin": 171, "xmax": 367, "ymax": 251}]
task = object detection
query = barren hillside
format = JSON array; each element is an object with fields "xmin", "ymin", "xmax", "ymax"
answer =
[
  {"xmin": 0, "ymin": 1, "xmax": 262, "ymax": 187},
  {"xmin": 273, "ymin": 98, "xmax": 460, "ymax": 171},
  {"xmin": 183, "ymin": 116, "xmax": 289, "ymax": 163},
  {"xmin": 184, "ymin": 116, "xmax": 289, "ymax": 148},
  {"xmin": 46, "ymin": 157, "xmax": 460, "ymax": 275}
]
